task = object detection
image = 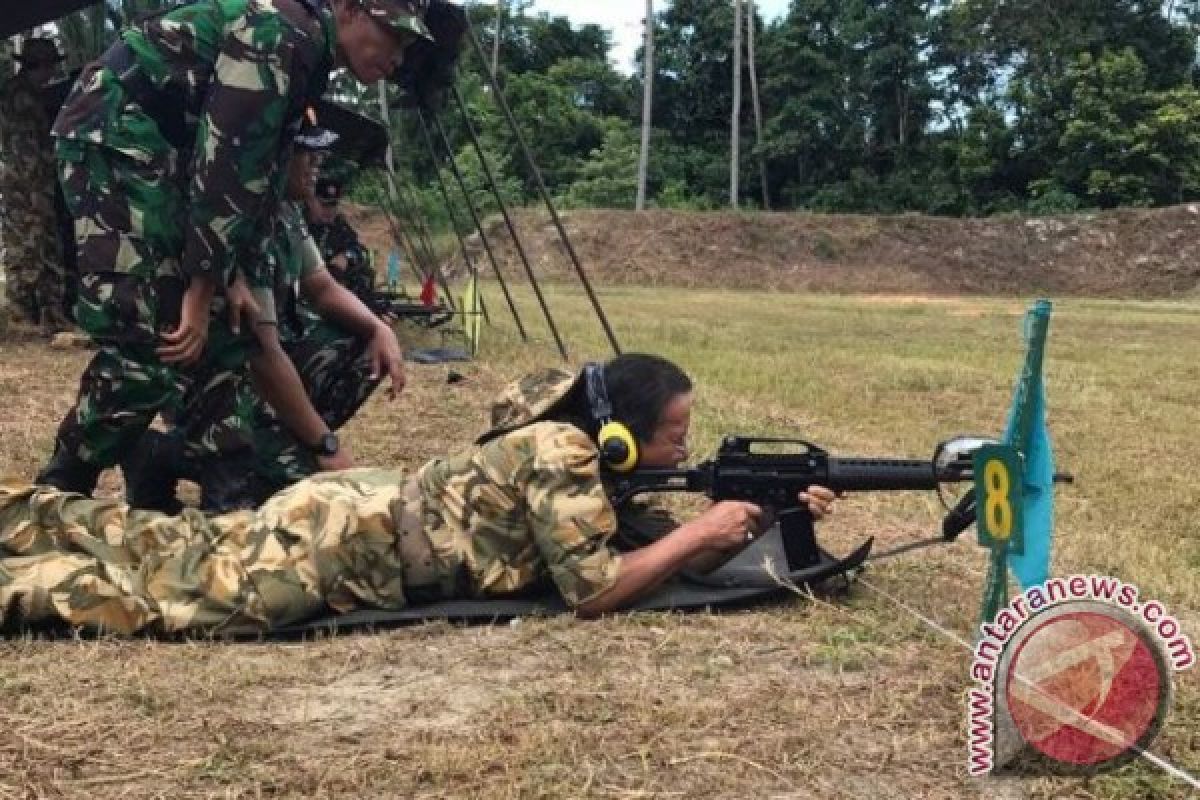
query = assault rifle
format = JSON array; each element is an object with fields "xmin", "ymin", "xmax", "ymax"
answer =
[
  {"xmin": 607, "ymin": 435, "xmax": 1042, "ymax": 585},
  {"xmin": 370, "ymin": 293, "xmax": 455, "ymax": 329}
]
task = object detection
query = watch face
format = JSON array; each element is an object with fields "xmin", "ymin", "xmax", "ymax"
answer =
[{"xmin": 318, "ymin": 433, "xmax": 339, "ymax": 456}]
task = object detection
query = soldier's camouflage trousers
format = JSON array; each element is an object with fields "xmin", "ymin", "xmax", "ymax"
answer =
[
  {"xmin": 46, "ymin": 140, "xmax": 256, "ymax": 473},
  {"xmin": 0, "ymin": 468, "xmax": 430, "ymax": 636},
  {"xmin": 176, "ymin": 318, "xmax": 381, "ymax": 507},
  {"xmin": 0, "ymin": 161, "xmax": 67, "ymax": 326}
]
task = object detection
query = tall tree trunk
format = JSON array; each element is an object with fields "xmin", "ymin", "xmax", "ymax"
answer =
[
  {"xmin": 492, "ymin": 0, "xmax": 503, "ymax": 77},
  {"xmin": 636, "ymin": 0, "xmax": 654, "ymax": 211},
  {"xmin": 730, "ymin": 0, "xmax": 742, "ymax": 210},
  {"xmin": 745, "ymin": 0, "xmax": 769, "ymax": 209}
]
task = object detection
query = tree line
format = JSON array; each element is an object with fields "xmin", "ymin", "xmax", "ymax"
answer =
[{"xmin": 14, "ymin": 0, "xmax": 1200, "ymax": 220}]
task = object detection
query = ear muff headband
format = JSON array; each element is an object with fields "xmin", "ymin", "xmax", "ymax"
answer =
[{"xmin": 584, "ymin": 363, "xmax": 639, "ymax": 472}]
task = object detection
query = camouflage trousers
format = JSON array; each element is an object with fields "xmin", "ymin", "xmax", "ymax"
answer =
[
  {"xmin": 49, "ymin": 140, "xmax": 256, "ymax": 470},
  {"xmin": 0, "ymin": 166, "xmax": 68, "ymax": 327},
  {"xmin": 0, "ymin": 468, "xmax": 426, "ymax": 636},
  {"xmin": 176, "ymin": 318, "xmax": 381, "ymax": 505}
]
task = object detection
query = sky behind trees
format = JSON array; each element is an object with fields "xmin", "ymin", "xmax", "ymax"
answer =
[{"xmin": 528, "ymin": 0, "xmax": 789, "ymax": 73}]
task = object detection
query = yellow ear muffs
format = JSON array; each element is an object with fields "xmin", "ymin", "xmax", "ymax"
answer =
[{"xmin": 598, "ymin": 420, "xmax": 638, "ymax": 473}]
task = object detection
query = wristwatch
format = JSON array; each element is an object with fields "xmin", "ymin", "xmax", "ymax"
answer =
[{"xmin": 310, "ymin": 432, "xmax": 339, "ymax": 457}]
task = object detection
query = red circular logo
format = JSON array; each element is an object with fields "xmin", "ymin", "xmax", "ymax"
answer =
[{"xmin": 1001, "ymin": 603, "xmax": 1170, "ymax": 769}]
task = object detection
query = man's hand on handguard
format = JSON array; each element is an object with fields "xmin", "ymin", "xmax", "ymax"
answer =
[
  {"xmin": 367, "ymin": 323, "xmax": 406, "ymax": 399},
  {"xmin": 799, "ymin": 485, "xmax": 838, "ymax": 519}
]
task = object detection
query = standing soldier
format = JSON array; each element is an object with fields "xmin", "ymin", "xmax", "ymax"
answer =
[
  {"xmin": 0, "ymin": 37, "xmax": 72, "ymax": 334},
  {"xmin": 38, "ymin": 0, "xmax": 431, "ymax": 494}
]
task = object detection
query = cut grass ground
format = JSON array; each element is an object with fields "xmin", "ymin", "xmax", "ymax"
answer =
[{"xmin": 0, "ymin": 288, "xmax": 1196, "ymax": 799}]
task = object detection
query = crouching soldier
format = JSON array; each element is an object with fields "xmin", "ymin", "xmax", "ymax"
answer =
[{"xmin": 124, "ymin": 121, "xmax": 403, "ymax": 513}]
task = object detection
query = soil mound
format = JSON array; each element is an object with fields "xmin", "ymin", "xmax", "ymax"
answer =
[{"xmin": 342, "ymin": 204, "xmax": 1200, "ymax": 297}]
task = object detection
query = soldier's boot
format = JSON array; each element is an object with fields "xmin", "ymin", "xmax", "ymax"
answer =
[
  {"xmin": 119, "ymin": 431, "xmax": 184, "ymax": 515},
  {"xmin": 40, "ymin": 307, "xmax": 75, "ymax": 337},
  {"xmin": 36, "ymin": 445, "xmax": 103, "ymax": 495},
  {"xmin": 197, "ymin": 454, "xmax": 269, "ymax": 514}
]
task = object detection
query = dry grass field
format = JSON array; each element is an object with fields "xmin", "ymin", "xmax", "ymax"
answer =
[{"xmin": 0, "ymin": 286, "xmax": 1196, "ymax": 799}]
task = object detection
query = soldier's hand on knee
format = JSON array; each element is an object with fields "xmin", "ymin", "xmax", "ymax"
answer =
[
  {"xmin": 367, "ymin": 324, "xmax": 406, "ymax": 400},
  {"xmin": 225, "ymin": 274, "xmax": 261, "ymax": 335},
  {"xmin": 159, "ymin": 276, "xmax": 215, "ymax": 366}
]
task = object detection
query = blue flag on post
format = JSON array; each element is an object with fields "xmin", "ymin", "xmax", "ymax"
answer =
[
  {"xmin": 386, "ymin": 249, "xmax": 401, "ymax": 288},
  {"xmin": 1002, "ymin": 300, "xmax": 1055, "ymax": 590}
]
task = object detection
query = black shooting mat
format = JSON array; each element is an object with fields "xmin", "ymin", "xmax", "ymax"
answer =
[{"xmin": 273, "ymin": 526, "xmax": 873, "ymax": 636}]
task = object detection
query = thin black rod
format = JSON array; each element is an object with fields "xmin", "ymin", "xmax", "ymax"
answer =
[
  {"xmin": 394, "ymin": 178, "xmax": 458, "ymax": 310},
  {"xmin": 375, "ymin": 85, "xmax": 457, "ymax": 310},
  {"xmin": 375, "ymin": 184, "xmax": 435, "ymax": 289},
  {"xmin": 451, "ymin": 84, "xmax": 566, "ymax": 360},
  {"xmin": 464, "ymin": 19, "xmax": 622, "ymax": 356},
  {"xmin": 415, "ymin": 107, "xmax": 491, "ymax": 325},
  {"xmin": 430, "ymin": 111, "xmax": 530, "ymax": 343}
]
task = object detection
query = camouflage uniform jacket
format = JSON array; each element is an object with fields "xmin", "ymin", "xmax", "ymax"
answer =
[
  {"xmin": 261, "ymin": 200, "xmax": 324, "ymax": 338},
  {"xmin": 416, "ymin": 368, "xmax": 626, "ymax": 608},
  {"xmin": 52, "ymin": 0, "xmax": 336, "ymax": 285},
  {"xmin": 307, "ymin": 212, "xmax": 376, "ymax": 307}
]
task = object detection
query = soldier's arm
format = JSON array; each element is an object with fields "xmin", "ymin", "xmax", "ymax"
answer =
[
  {"xmin": 300, "ymin": 266, "xmax": 406, "ymax": 397},
  {"xmin": 180, "ymin": 2, "xmax": 325, "ymax": 286},
  {"xmin": 247, "ymin": 321, "xmax": 336, "ymax": 455},
  {"xmin": 300, "ymin": 264, "xmax": 390, "ymax": 341}
]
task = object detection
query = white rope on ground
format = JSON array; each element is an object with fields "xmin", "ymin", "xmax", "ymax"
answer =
[{"xmin": 854, "ymin": 575, "xmax": 1200, "ymax": 791}]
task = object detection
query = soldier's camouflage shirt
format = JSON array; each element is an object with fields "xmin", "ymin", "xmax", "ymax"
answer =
[{"xmin": 53, "ymin": 0, "xmax": 335, "ymax": 284}]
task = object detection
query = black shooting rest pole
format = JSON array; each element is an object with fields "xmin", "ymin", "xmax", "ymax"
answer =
[
  {"xmin": 451, "ymin": 84, "xmax": 567, "ymax": 360},
  {"xmin": 428, "ymin": 111, "xmax": 529, "ymax": 342},
  {"xmin": 377, "ymin": 80, "xmax": 457, "ymax": 309},
  {"xmin": 401, "ymin": 180, "xmax": 461, "ymax": 310},
  {"xmin": 464, "ymin": 18, "xmax": 622, "ymax": 357},
  {"xmin": 415, "ymin": 106, "xmax": 493, "ymax": 325},
  {"xmin": 376, "ymin": 184, "xmax": 438, "ymax": 291},
  {"xmin": 415, "ymin": 109, "xmax": 504, "ymax": 328}
]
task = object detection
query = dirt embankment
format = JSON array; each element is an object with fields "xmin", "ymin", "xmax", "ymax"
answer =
[{"xmin": 343, "ymin": 204, "xmax": 1200, "ymax": 297}]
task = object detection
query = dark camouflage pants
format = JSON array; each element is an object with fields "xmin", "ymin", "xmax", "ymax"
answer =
[
  {"xmin": 0, "ymin": 157, "xmax": 67, "ymax": 327},
  {"xmin": 51, "ymin": 140, "xmax": 256, "ymax": 468},
  {"xmin": 177, "ymin": 317, "xmax": 380, "ymax": 504}
]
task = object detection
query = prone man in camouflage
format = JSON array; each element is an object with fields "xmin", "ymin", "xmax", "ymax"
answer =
[
  {"xmin": 126, "ymin": 122, "xmax": 400, "ymax": 513},
  {"xmin": 0, "ymin": 37, "xmax": 72, "ymax": 333},
  {"xmin": 38, "ymin": 0, "xmax": 432, "ymax": 498},
  {"xmin": 0, "ymin": 354, "xmax": 840, "ymax": 635}
]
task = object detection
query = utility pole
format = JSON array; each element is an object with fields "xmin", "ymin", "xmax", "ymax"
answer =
[
  {"xmin": 636, "ymin": 0, "xmax": 654, "ymax": 211},
  {"xmin": 492, "ymin": 0, "xmax": 503, "ymax": 77},
  {"xmin": 730, "ymin": 0, "xmax": 742, "ymax": 209},
  {"xmin": 745, "ymin": 0, "xmax": 769, "ymax": 209}
]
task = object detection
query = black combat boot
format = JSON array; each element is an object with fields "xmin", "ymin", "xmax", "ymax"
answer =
[
  {"xmin": 197, "ymin": 453, "xmax": 271, "ymax": 513},
  {"xmin": 119, "ymin": 431, "xmax": 185, "ymax": 515},
  {"xmin": 36, "ymin": 445, "xmax": 103, "ymax": 494}
]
